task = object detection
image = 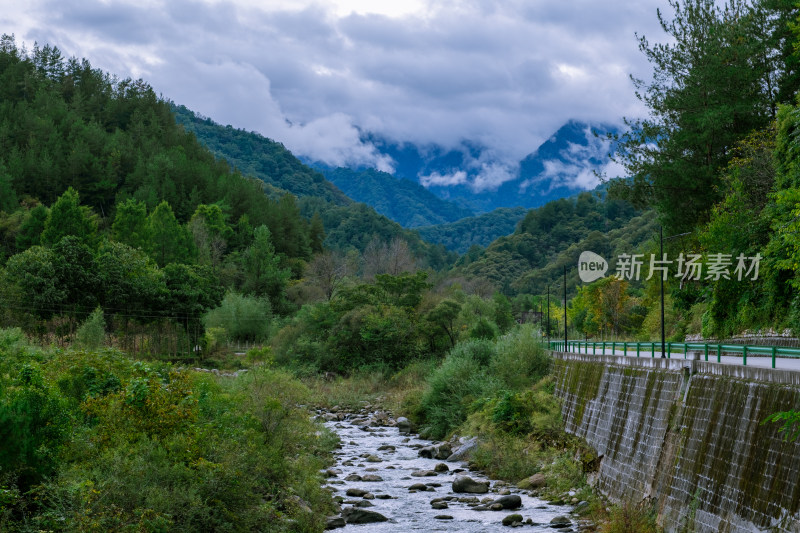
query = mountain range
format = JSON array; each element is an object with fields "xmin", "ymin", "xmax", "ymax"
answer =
[{"xmin": 326, "ymin": 120, "xmax": 620, "ymax": 214}]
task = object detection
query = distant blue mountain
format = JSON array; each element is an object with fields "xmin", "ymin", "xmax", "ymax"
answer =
[
  {"xmin": 316, "ymin": 166, "xmax": 473, "ymax": 228},
  {"xmin": 365, "ymin": 120, "xmax": 620, "ymax": 213}
]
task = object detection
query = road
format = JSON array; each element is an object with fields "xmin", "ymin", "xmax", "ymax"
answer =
[{"xmin": 563, "ymin": 345, "xmax": 800, "ymax": 372}]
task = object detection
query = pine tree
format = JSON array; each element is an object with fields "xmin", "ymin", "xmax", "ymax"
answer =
[
  {"xmin": 611, "ymin": 0, "xmax": 774, "ymax": 232},
  {"xmin": 40, "ymin": 187, "xmax": 97, "ymax": 247}
]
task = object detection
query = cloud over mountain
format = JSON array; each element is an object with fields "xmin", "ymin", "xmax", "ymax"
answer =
[{"xmin": 4, "ymin": 0, "xmax": 663, "ymax": 185}]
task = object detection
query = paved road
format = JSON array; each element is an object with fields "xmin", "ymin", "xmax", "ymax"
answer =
[{"xmin": 564, "ymin": 346, "xmax": 800, "ymax": 372}]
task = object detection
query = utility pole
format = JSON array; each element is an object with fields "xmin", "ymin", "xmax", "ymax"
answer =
[
  {"xmin": 660, "ymin": 226, "xmax": 666, "ymax": 358},
  {"xmin": 563, "ymin": 266, "xmax": 567, "ymax": 351},
  {"xmin": 546, "ymin": 285, "xmax": 550, "ymax": 345}
]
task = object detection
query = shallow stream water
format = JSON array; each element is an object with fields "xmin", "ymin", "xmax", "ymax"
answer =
[{"xmin": 323, "ymin": 413, "xmax": 578, "ymax": 532}]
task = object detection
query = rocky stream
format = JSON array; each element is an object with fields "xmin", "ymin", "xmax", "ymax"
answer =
[{"xmin": 317, "ymin": 407, "xmax": 589, "ymax": 531}]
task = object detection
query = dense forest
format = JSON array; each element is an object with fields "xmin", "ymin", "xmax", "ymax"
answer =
[
  {"xmin": 318, "ymin": 166, "xmax": 473, "ymax": 227},
  {"xmin": 416, "ymin": 206, "xmax": 528, "ymax": 253}
]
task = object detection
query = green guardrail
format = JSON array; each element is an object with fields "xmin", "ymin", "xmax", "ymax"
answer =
[{"xmin": 547, "ymin": 340, "xmax": 800, "ymax": 369}]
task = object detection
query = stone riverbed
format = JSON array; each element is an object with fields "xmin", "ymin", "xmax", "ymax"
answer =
[{"xmin": 319, "ymin": 408, "xmax": 587, "ymax": 531}]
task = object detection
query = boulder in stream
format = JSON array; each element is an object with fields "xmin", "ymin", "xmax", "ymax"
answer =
[
  {"xmin": 493, "ymin": 494, "xmax": 522, "ymax": 509},
  {"xmin": 452, "ymin": 475, "xmax": 490, "ymax": 494},
  {"xmin": 502, "ymin": 513, "xmax": 523, "ymax": 526},
  {"xmin": 341, "ymin": 507, "xmax": 389, "ymax": 524},
  {"xmin": 325, "ymin": 516, "xmax": 346, "ymax": 530}
]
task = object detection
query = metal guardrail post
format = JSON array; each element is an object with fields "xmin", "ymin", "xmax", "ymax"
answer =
[
  {"xmin": 667, "ymin": 342, "xmax": 671, "ymax": 358},
  {"xmin": 704, "ymin": 344, "xmax": 708, "ymax": 362},
  {"xmin": 772, "ymin": 346, "xmax": 776, "ymax": 369},
  {"xmin": 717, "ymin": 344, "xmax": 721, "ymax": 363},
  {"xmin": 651, "ymin": 342, "xmax": 655, "ymax": 358},
  {"xmin": 743, "ymin": 345, "xmax": 747, "ymax": 366},
  {"xmin": 593, "ymin": 342, "xmax": 596, "ymax": 355}
]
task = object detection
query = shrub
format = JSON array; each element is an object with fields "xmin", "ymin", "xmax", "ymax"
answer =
[
  {"xmin": 491, "ymin": 324, "xmax": 551, "ymax": 390},
  {"xmin": 203, "ymin": 292, "xmax": 272, "ymax": 342},
  {"xmin": 75, "ymin": 307, "xmax": 105, "ymax": 350},
  {"xmin": 419, "ymin": 349, "xmax": 501, "ymax": 439}
]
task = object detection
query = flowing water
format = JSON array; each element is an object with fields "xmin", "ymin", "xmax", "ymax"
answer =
[{"xmin": 323, "ymin": 413, "xmax": 579, "ymax": 532}]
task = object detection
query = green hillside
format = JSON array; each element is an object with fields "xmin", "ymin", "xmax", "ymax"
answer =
[
  {"xmin": 319, "ymin": 166, "xmax": 473, "ymax": 227},
  {"xmin": 417, "ymin": 207, "xmax": 528, "ymax": 253}
]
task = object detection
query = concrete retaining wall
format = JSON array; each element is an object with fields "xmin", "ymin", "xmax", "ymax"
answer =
[{"xmin": 553, "ymin": 351, "xmax": 800, "ymax": 532}]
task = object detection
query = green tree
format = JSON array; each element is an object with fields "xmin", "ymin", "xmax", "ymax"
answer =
[
  {"xmin": 146, "ymin": 201, "xmax": 192, "ymax": 267},
  {"xmin": 2, "ymin": 246, "xmax": 65, "ymax": 320},
  {"xmin": 0, "ymin": 161, "xmax": 17, "ymax": 212},
  {"xmin": 40, "ymin": 187, "xmax": 97, "ymax": 247},
  {"xmin": 112, "ymin": 198, "xmax": 149, "ymax": 250},
  {"xmin": 75, "ymin": 307, "xmax": 106, "ymax": 349},
  {"xmin": 162, "ymin": 263, "xmax": 224, "ymax": 351},
  {"xmin": 241, "ymin": 225, "xmax": 291, "ymax": 312},
  {"xmin": 611, "ymin": 0, "xmax": 774, "ymax": 232},
  {"xmin": 424, "ymin": 299, "xmax": 462, "ymax": 349},
  {"xmin": 15, "ymin": 204, "xmax": 49, "ymax": 250},
  {"xmin": 203, "ymin": 292, "xmax": 272, "ymax": 342}
]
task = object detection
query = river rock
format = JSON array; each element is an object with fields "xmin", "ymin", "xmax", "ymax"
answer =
[
  {"xmin": 396, "ymin": 416, "xmax": 413, "ymax": 434},
  {"xmin": 502, "ymin": 514, "xmax": 523, "ymax": 526},
  {"xmin": 434, "ymin": 443, "xmax": 452, "ymax": 460},
  {"xmin": 434, "ymin": 462, "xmax": 449, "ymax": 473},
  {"xmin": 353, "ymin": 500, "xmax": 374, "ymax": 508},
  {"xmin": 493, "ymin": 494, "xmax": 522, "ymax": 510},
  {"xmin": 418, "ymin": 446, "xmax": 436, "ymax": 458},
  {"xmin": 550, "ymin": 515, "xmax": 571, "ymax": 527},
  {"xmin": 344, "ymin": 474, "xmax": 362, "ymax": 481},
  {"xmin": 452, "ymin": 475, "xmax": 490, "ymax": 493},
  {"xmin": 434, "ymin": 515, "xmax": 453, "ymax": 520},
  {"xmin": 361, "ymin": 474, "xmax": 383, "ymax": 482},
  {"xmin": 365, "ymin": 455, "xmax": 381, "ymax": 462},
  {"xmin": 447, "ymin": 436, "xmax": 479, "ymax": 462},
  {"xmin": 411, "ymin": 470, "xmax": 438, "ymax": 477},
  {"xmin": 431, "ymin": 501, "xmax": 449, "ymax": 510},
  {"xmin": 325, "ymin": 516, "xmax": 346, "ymax": 530},
  {"xmin": 408, "ymin": 483, "xmax": 428, "ymax": 491},
  {"xmin": 341, "ymin": 507, "xmax": 389, "ymax": 524},
  {"xmin": 345, "ymin": 488, "xmax": 368, "ymax": 497},
  {"xmin": 517, "ymin": 473, "xmax": 547, "ymax": 490}
]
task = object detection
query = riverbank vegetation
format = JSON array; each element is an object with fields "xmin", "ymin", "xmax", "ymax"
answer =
[{"xmin": 0, "ymin": 328, "xmax": 337, "ymax": 531}]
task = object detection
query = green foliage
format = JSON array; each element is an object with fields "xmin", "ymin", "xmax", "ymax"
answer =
[
  {"xmin": 112, "ymin": 197, "xmax": 149, "ymax": 250},
  {"xmin": 320, "ymin": 166, "xmax": 473, "ymax": 227},
  {"xmin": 75, "ymin": 307, "xmax": 105, "ymax": 350},
  {"xmin": 15, "ymin": 205, "xmax": 48, "ymax": 251},
  {"xmin": 610, "ymin": 0, "xmax": 777, "ymax": 233},
  {"xmin": 147, "ymin": 201, "xmax": 193, "ymax": 266},
  {"xmin": 203, "ymin": 292, "xmax": 272, "ymax": 342},
  {"xmin": 417, "ymin": 207, "xmax": 528, "ymax": 253},
  {"xmin": 241, "ymin": 225, "xmax": 291, "ymax": 312},
  {"xmin": 0, "ymin": 364, "xmax": 71, "ymax": 491},
  {"xmin": 0, "ymin": 343, "xmax": 337, "ymax": 532},
  {"xmin": 418, "ymin": 347, "xmax": 501, "ymax": 439},
  {"xmin": 40, "ymin": 187, "xmax": 97, "ymax": 248},
  {"xmin": 490, "ymin": 325, "xmax": 552, "ymax": 391},
  {"xmin": 762, "ymin": 410, "xmax": 800, "ymax": 441},
  {"xmin": 457, "ymin": 192, "xmax": 647, "ymax": 297}
]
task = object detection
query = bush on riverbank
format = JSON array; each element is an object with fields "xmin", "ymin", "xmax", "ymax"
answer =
[{"xmin": 0, "ymin": 331, "xmax": 337, "ymax": 532}]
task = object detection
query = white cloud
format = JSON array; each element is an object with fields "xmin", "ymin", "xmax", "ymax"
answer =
[
  {"xmin": 3, "ymin": 0, "xmax": 664, "ymax": 178},
  {"xmin": 420, "ymin": 170, "xmax": 467, "ymax": 187},
  {"xmin": 522, "ymin": 125, "xmax": 624, "ymax": 192}
]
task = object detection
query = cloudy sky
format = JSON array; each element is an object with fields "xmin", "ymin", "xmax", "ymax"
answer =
[{"xmin": 2, "ymin": 0, "xmax": 665, "ymax": 190}]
